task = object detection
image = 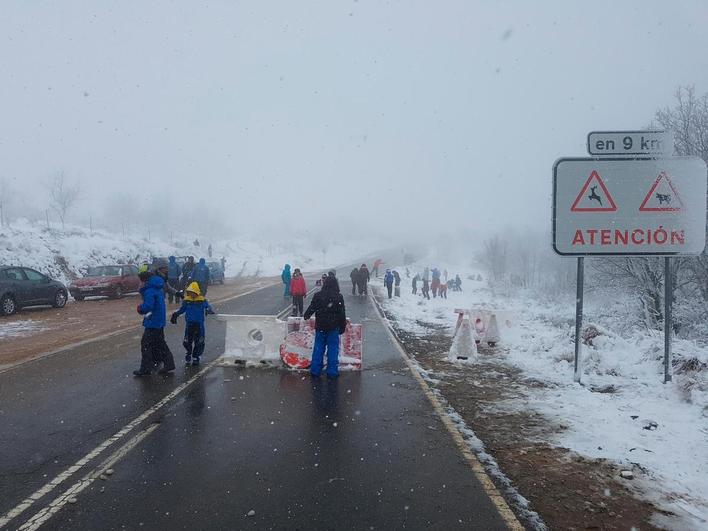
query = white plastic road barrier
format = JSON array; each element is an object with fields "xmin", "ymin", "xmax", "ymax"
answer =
[
  {"xmin": 449, "ymin": 315, "xmax": 477, "ymax": 360},
  {"xmin": 217, "ymin": 315, "xmax": 287, "ymax": 364}
]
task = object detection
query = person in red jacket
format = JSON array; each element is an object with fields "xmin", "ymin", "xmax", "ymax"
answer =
[{"xmin": 290, "ymin": 268, "xmax": 307, "ymax": 316}]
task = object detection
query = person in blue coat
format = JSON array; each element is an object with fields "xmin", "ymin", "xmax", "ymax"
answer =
[
  {"xmin": 170, "ymin": 281, "xmax": 214, "ymax": 366},
  {"xmin": 384, "ymin": 269, "xmax": 395, "ymax": 299},
  {"xmin": 281, "ymin": 264, "xmax": 292, "ymax": 297},
  {"xmin": 191, "ymin": 258, "xmax": 211, "ymax": 296},
  {"xmin": 134, "ymin": 272, "xmax": 175, "ymax": 376}
]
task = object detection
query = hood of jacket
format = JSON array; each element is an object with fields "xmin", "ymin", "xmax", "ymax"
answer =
[
  {"xmin": 146, "ymin": 274, "xmax": 165, "ymax": 290},
  {"xmin": 198, "ymin": 258, "xmax": 206, "ymax": 266},
  {"xmin": 184, "ymin": 281, "xmax": 205, "ymax": 301}
]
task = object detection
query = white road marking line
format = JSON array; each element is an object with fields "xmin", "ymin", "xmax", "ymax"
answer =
[
  {"xmin": 0, "ymin": 357, "xmax": 221, "ymax": 529},
  {"xmin": 369, "ymin": 292, "xmax": 524, "ymax": 531},
  {"xmin": 18, "ymin": 423, "xmax": 160, "ymax": 531}
]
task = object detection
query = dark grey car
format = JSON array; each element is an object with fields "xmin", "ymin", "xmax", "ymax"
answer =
[{"xmin": 0, "ymin": 266, "xmax": 68, "ymax": 316}]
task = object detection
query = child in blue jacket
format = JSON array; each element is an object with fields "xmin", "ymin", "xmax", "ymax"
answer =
[
  {"xmin": 170, "ymin": 281, "xmax": 214, "ymax": 366},
  {"xmin": 135, "ymin": 272, "xmax": 175, "ymax": 376}
]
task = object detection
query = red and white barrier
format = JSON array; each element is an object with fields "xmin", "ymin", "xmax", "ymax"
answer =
[{"xmin": 280, "ymin": 317, "xmax": 362, "ymax": 370}]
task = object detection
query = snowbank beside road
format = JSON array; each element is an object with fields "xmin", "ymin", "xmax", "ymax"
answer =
[
  {"xmin": 0, "ymin": 219, "xmax": 383, "ymax": 285},
  {"xmin": 374, "ymin": 261, "xmax": 708, "ymax": 529}
]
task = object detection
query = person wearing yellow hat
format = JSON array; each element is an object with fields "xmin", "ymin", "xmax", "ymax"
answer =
[{"xmin": 170, "ymin": 281, "xmax": 214, "ymax": 366}]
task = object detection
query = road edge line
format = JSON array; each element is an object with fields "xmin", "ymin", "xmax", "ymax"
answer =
[
  {"xmin": 0, "ymin": 280, "xmax": 279, "ymax": 375},
  {"xmin": 368, "ymin": 291, "xmax": 524, "ymax": 531}
]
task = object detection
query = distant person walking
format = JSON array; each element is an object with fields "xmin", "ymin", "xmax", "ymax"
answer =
[
  {"xmin": 167, "ymin": 256, "xmax": 182, "ymax": 304},
  {"xmin": 384, "ymin": 269, "xmax": 394, "ymax": 299},
  {"xmin": 372, "ymin": 259, "xmax": 383, "ymax": 278},
  {"xmin": 357, "ymin": 263, "xmax": 370, "ymax": 296},
  {"xmin": 439, "ymin": 282, "xmax": 448, "ymax": 299},
  {"xmin": 454, "ymin": 274, "xmax": 462, "ymax": 292},
  {"xmin": 303, "ymin": 276, "xmax": 347, "ymax": 379},
  {"xmin": 281, "ymin": 264, "xmax": 292, "ymax": 298},
  {"xmin": 181, "ymin": 256, "xmax": 196, "ymax": 290},
  {"xmin": 412, "ymin": 273, "xmax": 420, "ymax": 295},
  {"xmin": 134, "ymin": 272, "xmax": 175, "ymax": 376},
  {"xmin": 207, "ymin": 244, "xmax": 213, "ymax": 258},
  {"xmin": 393, "ymin": 270, "xmax": 401, "ymax": 297},
  {"xmin": 422, "ymin": 275, "xmax": 430, "ymax": 300},
  {"xmin": 431, "ymin": 268, "xmax": 441, "ymax": 298},
  {"xmin": 192, "ymin": 258, "xmax": 211, "ymax": 296},
  {"xmin": 290, "ymin": 268, "xmax": 307, "ymax": 317},
  {"xmin": 349, "ymin": 267, "xmax": 360, "ymax": 296}
]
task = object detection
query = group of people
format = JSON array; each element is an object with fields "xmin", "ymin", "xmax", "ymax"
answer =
[
  {"xmin": 165, "ymin": 256, "xmax": 212, "ymax": 302},
  {"xmin": 349, "ymin": 264, "xmax": 371, "ymax": 296},
  {"xmin": 133, "ymin": 268, "xmax": 214, "ymax": 377},
  {"xmin": 383, "ymin": 269, "xmax": 401, "ymax": 299},
  {"xmin": 411, "ymin": 268, "xmax": 462, "ymax": 300}
]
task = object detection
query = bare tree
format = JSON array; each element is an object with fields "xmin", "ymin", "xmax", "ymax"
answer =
[
  {"xmin": 480, "ymin": 235, "xmax": 508, "ymax": 282},
  {"xmin": 47, "ymin": 172, "xmax": 81, "ymax": 229},
  {"xmin": 655, "ymin": 86, "xmax": 708, "ymax": 301}
]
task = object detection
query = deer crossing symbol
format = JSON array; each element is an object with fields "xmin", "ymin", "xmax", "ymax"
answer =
[{"xmin": 588, "ymin": 185, "xmax": 603, "ymax": 206}]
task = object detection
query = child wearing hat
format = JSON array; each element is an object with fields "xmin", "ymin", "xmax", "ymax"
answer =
[{"xmin": 170, "ymin": 281, "xmax": 214, "ymax": 366}]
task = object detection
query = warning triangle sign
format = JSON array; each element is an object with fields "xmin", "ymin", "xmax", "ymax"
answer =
[
  {"xmin": 639, "ymin": 172, "xmax": 684, "ymax": 212},
  {"xmin": 571, "ymin": 171, "xmax": 618, "ymax": 212}
]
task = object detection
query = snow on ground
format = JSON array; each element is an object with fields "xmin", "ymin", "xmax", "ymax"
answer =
[
  {"xmin": 374, "ymin": 261, "xmax": 708, "ymax": 530},
  {"xmin": 0, "ymin": 319, "xmax": 45, "ymax": 339},
  {"xmin": 0, "ymin": 219, "xmax": 383, "ymax": 285}
]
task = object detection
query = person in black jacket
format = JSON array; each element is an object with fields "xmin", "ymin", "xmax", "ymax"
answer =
[
  {"xmin": 349, "ymin": 267, "xmax": 360, "ymax": 296},
  {"xmin": 357, "ymin": 263, "xmax": 370, "ymax": 296},
  {"xmin": 303, "ymin": 275, "xmax": 347, "ymax": 378}
]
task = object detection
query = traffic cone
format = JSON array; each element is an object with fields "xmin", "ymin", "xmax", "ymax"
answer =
[
  {"xmin": 486, "ymin": 314, "xmax": 501, "ymax": 347},
  {"xmin": 448, "ymin": 317, "xmax": 478, "ymax": 361}
]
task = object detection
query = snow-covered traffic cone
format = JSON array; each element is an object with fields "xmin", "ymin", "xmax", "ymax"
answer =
[
  {"xmin": 448, "ymin": 317, "xmax": 478, "ymax": 361},
  {"xmin": 474, "ymin": 317, "xmax": 485, "ymax": 345},
  {"xmin": 485, "ymin": 314, "xmax": 500, "ymax": 347}
]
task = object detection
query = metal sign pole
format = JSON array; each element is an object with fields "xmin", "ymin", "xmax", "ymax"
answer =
[
  {"xmin": 664, "ymin": 257, "xmax": 673, "ymax": 383},
  {"xmin": 574, "ymin": 257, "xmax": 584, "ymax": 383}
]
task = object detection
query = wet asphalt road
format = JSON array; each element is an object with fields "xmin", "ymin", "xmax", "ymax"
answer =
[{"xmin": 0, "ymin": 274, "xmax": 509, "ymax": 530}]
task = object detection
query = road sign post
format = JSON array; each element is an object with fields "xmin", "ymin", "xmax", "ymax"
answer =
[
  {"xmin": 664, "ymin": 257, "xmax": 673, "ymax": 383},
  {"xmin": 574, "ymin": 257, "xmax": 584, "ymax": 383},
  {"xmin": 553, "ymin": 132, "xmax": 707, "ymax": 384}
]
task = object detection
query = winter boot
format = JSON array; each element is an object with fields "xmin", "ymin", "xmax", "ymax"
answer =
[
  {"xmin": 184, "ymin": 354, "xmax": 192, "ymax": 366},
  {"xmin": 191, "ymin": 357, "xmax": 201, "ymax": 367},
  {"xmin": 133, "ymin": 369, "xmax": 151, "ymax": 377}
]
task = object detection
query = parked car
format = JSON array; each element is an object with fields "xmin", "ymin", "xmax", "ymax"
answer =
[
  {"xmin": 0, "ymin": 266, "xmax": 68, "ymax": 316},
  {"xmin": 69, "ymin": 265, "xmax": 140, "ymax": 301},
  {"xmin": 207, "ymin": 262, "xmax": 225, "ymax": 284}
]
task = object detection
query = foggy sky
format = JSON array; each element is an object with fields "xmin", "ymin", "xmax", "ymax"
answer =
[{"xmin": 1, "ymin": 1, "xmax": 708, "ymax": 240}]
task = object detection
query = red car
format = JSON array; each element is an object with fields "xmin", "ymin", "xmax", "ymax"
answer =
[{"xmin": 69, "ymin": 265, "xmax": 141, "ymax": 301}]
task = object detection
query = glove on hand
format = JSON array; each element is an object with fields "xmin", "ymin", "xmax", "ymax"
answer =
[
  {"xmin": 136, "ymin": 304, "xmax": 142, "ymax": 315},
  {"xmin": 170, "ymin": 312, "xmax": 179, "ymax": 324}
]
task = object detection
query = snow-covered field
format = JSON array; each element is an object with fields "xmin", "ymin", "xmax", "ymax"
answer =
[
  {"xmin": 0, "ymin": 219, "xmax": 383, "ymax": 285},
  {"xmin": 374, "ymin": 261, "xmax": 708, "ymax": 530}
]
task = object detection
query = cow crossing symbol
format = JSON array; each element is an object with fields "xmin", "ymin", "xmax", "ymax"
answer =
[{"xmin": 639, "ymin": 171, "xmax": 684, "ymax": 212}]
